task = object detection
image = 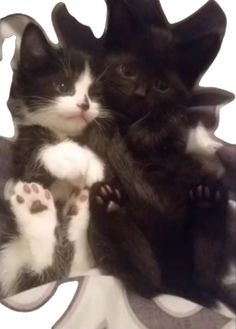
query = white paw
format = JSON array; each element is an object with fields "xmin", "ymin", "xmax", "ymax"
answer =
[
  {"xmin": 10, "ymin": 181, "xmax": 56, "ymax": 230},
  {"xmin": 85, "ymin": 148, "xmax": 105, "ymax": 187},
  {"xmin": 63, "ymin": 189, "xmax": 90, "ymax": 241},
  {"xmin": 63, "ymin": 189, "xmax": 93, "ymax": 275},
  {"xmin": 9, "ymin": 181, "xmax": 57, "ymax": 272},
  {"xmin": 38, "ymin": 140, "xmax": 90, "ymax": 181}
]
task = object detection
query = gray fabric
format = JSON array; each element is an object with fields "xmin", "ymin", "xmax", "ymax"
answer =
[{"xmin": 0, "ymin": 277, "xmax": 235, "ymax": 329}]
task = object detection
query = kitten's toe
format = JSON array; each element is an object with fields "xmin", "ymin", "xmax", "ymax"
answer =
[{"xmin": 189, "ymin": 183, "xmax": 227, "ymax": 209}]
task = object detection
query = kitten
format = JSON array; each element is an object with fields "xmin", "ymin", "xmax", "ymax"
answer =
[
  {"xmin": 0, "ymin": 22, "xmax": 107, "ymax": 297},
  {"xmin": 82, "ymin": 1, "xmax": 234, "ymax": 310}
]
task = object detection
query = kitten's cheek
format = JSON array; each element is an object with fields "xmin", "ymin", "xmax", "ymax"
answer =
[{"xmin": 85, "ymin": 110, "xmax": 99, "ymax": 122}]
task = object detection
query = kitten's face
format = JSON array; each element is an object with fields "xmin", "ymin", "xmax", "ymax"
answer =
[
  {"xmin": 97, "ymin": 31, "xmax": 188, "ymax": 128},
  {"xmin": 10, "ymin": 24, "xmax": 105, "ymax": 136}
]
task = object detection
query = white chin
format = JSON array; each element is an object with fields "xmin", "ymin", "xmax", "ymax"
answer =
[
  {"xmin": 59, "ymin": 118, "xmax": 88, "ymax": 135},
  {"xmin": 28, "ymin": 112, "xmax": 91, "ymax": 136}
]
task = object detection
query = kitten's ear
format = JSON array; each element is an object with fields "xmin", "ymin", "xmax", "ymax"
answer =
[
  {"xmin": 104, "ymin": 0, "xmax": 139, "ymax": 48},
  {"xmin": 173, "ymin": 0, "xmax": 227, "ymax": 87},
  {"xmin": 121, "ymin": 0, "xmax": 169, "ymax": 28},
  {"xmin": 52, "ymin": 3, "xmax": 101, "ymax": 53},
  {"xmin": 20, "ymin": 23, "xmax": 52, "ymax": 70},
  {"xmin": 104, "ymin": 0, "xmax": 168, "ymax": 49},
  {"xmin": 187, "ymin": 87, "xmax": 234, "ymax": 129},
  {"xmin": 189, "ymin": 88, "xmax": 235, "ymax": 107}
]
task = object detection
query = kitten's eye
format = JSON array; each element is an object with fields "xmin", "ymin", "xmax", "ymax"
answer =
[
  {"xmin": 119, "ymin": 64, "xmax": 138, "ymax": 79},
  {"xmin": 54, "ymin": 82, "xmax": 69, "ymax": 93},
  {"xmin": 155, "ymin": 80, "xmax": 169, "ymax": 92}
]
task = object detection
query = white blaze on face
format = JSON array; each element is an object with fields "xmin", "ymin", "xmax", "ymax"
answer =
[
  {"xmin": 55, "ymin": 64, "xmax": 94, "ymax": 117},
  {"xmin": 186, "ymin": 123, "xmax": 223, "ymax": 157},
  {"xmin": 186, "ymin": 123, "xmax": 225, "ymax": 177}
]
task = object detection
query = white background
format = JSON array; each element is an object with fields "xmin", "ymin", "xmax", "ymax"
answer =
[{"xmin": 0, "ymin": 1, "xmax": 235, "ymax": 328}]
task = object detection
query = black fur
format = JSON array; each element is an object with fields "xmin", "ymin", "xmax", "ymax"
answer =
[{"xmin": 83, "ymin": 1, "xmax": 234, "ymax": 310}]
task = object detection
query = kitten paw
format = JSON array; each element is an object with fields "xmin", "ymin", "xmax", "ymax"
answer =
[
  {"xmin": 64, "ymin": 188, "xmax": 89, "ymax": 220},
  {"xmin": 90, "ymin": 182, "xmax": 122, "ymax": 216},
  {"xmin": 8, "ymin": 181, "xmax": 57, "ymax": 272},
  {"xmin": 63, "ymin": 188, "xmax": 93, "ymax": 274},
  {"xmin": 189, "ymin": 184, "xmax": 227, "ymax": 209},
  {"xmin": 10, "ymin": 181, "xmax": 57, "ymax": 230}
]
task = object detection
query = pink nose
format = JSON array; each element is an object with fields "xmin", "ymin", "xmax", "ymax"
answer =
[{"xmin": 77, "ymin": 96, "xmax": 89, "ymax": 111}]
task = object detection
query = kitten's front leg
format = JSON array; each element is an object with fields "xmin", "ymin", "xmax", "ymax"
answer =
[
  {"xmin": 38, "ymin": 140, "xmax": 104, "ymax": 187},
  {"xmin": 0, "ymin": 181, "xmax": 57, "ymax": 297},
  {"xmin": 88, "ymin": 182, "xmax": 162, "ymax": 298},
  {"xmin": 38, "ymin": 140, "xmax": 89, "ymax": 184}
]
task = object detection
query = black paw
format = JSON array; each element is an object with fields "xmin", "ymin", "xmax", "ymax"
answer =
[
  {"xmin": 189, "ymin": 184, "xmax": 227, "ymax": 209},
  {"xmin": 90, "ymin": 182, "xmax": 122, "ymax": 216}
]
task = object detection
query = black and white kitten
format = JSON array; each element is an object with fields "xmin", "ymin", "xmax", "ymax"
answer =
[{"xmin": 0, "ymin": 23, "xmax": 108, "ymax": 297}]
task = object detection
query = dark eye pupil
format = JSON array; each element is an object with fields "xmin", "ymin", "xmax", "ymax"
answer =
[
  {"xmin": 155, "ymin": 80, "xmax": 169, "ymax": 91},
  {"xmin": 54, "ymin": 81, "xmax": 69, "ymax": 93},
  {"xmin": 59, "ymin": 83, "xmax": 67, "ymax": 92}
]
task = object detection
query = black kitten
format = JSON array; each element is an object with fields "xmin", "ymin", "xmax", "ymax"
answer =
[{"xmin": 84, "ymin": 0, "xmax": 233, "ymax": 310}]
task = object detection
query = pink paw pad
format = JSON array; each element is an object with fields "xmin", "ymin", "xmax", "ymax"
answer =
[{"xmin": 11, "ymin": 182, "xmax": 53, "ymax": 215}]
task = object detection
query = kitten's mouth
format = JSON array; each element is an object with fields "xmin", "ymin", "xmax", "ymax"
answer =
[{"xmin": 62, "ymin": 112, "xmax": 89, "ymax": 123}]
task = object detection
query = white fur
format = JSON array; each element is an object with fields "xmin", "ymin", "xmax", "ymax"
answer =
[
  {"xmin": 186, "ymin": 123, "xmax": 225, "ymax": 177},
  {"xmin": 0, "ymin": 182, "xmax": 57, "ymax": 296},
  {"xmin": 38, "ymin": 140, "xmax": 90, "ymax": 183},
  {"xmin": 24, "ymin": 64, "xmax": 102, "ymax": 137},
  {"xmin": 64, "ymin": 190, "xmax": 94, "ymax": 277},
  {"xmin": 84, "ymin": 147, "xmax": 105, "ymax": 187},
  {"xmin": 38, "ymin": 140, "xmax": 104, "ymax": 188}
]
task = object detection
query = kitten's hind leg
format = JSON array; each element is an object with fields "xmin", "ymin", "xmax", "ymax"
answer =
[
  {"xmin": 88, "ymin": 182, "xmax": 162, "ymax": 298},
  {"xmin": 0, "ymin": 181, "xmax": 57, "ymax": 296},
  {"xmin": 189, "ymin": 183, "xmax": 228, "ymax": 288},
  {"xmin": 63, "ymin": 188, "xmax": 94, "ymax": 277},
  {"xmin": 9, "ymin": 182, "xmax": 58, "ymax": 272}
]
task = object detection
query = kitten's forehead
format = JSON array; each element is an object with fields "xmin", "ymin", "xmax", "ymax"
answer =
[{"xmin": 74, "ymin": 63, "xmax": 93, "ymax": 95}]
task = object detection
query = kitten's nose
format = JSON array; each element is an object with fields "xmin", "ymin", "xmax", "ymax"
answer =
[
  {"xmin": 134, "ymin": 85, "xmax": 146, "ymax": 97},
  {"xmin": 77, "ymin": 96, "xmax": 89, "ymax": 111}
]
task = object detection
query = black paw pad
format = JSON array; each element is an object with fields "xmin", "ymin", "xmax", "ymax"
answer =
[{"xmin": 93, "ymin": 183, "xmax": 122, "ymax": 214}]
